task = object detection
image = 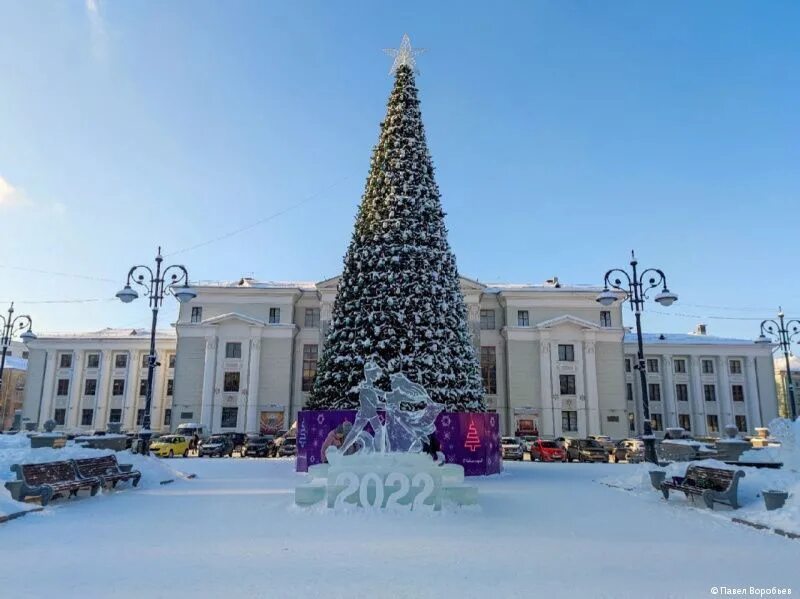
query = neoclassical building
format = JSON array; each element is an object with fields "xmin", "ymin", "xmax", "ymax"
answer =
[{"xmin": 21, "ymin": 277, "xmax": 779, "ymax": 438}]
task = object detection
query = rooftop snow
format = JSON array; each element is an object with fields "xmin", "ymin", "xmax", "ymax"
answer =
[
  {"xmin": 191, "ymin": 279, "xmax": 318, "ymax": 291},
  {"xmin": 624, "ymin": 332, "xmax": 757, "ymax": 346},
  {"xmin": 33, "ymin": 327, "xmax": 176, "ymax": 340}
]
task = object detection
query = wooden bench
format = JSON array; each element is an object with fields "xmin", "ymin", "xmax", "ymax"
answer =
[
  {"xmin": 660, "ymin": 464, "xmax": 745, "ymax": 509},
  {"xmin": 11, "ymin": 461, "xmax": 101, "ymax": 506},
  {"xmin": 73, "ymin": 455, "xmax": 141, "ymax": 489}
]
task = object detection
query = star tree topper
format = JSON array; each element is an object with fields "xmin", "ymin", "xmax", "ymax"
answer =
[{"xmin": 383, "ymin": 33, "xmax": 426, "ymax": 74}]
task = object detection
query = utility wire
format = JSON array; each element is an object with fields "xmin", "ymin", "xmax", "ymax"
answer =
[
  {"xmin": 0, "ymin": 264, "xmax": 117, "ymax": 283},
  {"xmin": 0, "ymin": 298, "xmax": 116, "ymax": 305}
]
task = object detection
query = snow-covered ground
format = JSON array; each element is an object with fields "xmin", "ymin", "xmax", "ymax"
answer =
[{"xmin": 1, "ymin": 456, "xmax": 799, "ymax": 598}]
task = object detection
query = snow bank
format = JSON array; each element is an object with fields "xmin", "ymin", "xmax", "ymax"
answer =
[{"xmin": 0, "ymin": 432, "xmax": 189, "ymax": 518}]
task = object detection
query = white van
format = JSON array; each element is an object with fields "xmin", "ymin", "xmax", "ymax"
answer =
[{"xmin": 175, "ymin": 423, "xmax": 207, "ymax": 447}]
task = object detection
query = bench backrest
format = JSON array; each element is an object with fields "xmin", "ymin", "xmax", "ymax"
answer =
[
  {"xmin": 74, "ymin": 454, "xmax": 120, "ymax": 477},
  {"xmin": 684, "ymin": 466, "xmax": 735, "ymax": 492},
  {"xmin": 19, "ymin": 461, "xmax": 79, "ymax": 485}
]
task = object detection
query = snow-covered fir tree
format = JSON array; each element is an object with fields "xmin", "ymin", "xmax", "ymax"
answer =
[{"xmin": 307, "ymin": 59, "xmax": 485, "ymax": 412}]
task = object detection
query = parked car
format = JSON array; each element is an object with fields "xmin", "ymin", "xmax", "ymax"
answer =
[
  {"xmin": 530, "ymin": 439, "xmax": 566, "ymax": 462},
  {"xmin": 198, "ymin": 435, "xmax": 234, "ymax": 457},
  {"xmin": 241, "ymin": 434, "xmax": 275, "ymax": 458},
  {"xmin": 175, "ymin": 423, "xmax": 207, "ymax": 450},
  {"xmin": 613, "ymin": 439, "xmax": 644, "ymax": 463},
  {"xmin": 150, "ymin": 435, "xmax": 191, "ymax": 458},
  {"xmin": 565, "ymin": 439, "xmax": 608, "ymax": 463},
  {"xmin": 276, "ymin": 437, "xmax": 297, "ymax": 457},
  {"xmin": 222, "ymin": 432, "xmax": 248, "ymax": 455},
  {"xmin": 587, "ymin": 435, "xmax": 615, "ymax": 457},
  {"xmin": 519, "ymin": 436, "xmax": 539, "ymax": 454},
  {"xmin": 501, "ymin": 437, "xmax": 524, "ymax": 461}
]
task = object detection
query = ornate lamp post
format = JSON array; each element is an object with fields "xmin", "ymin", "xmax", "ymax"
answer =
[
  {"xmin": 116, "ymin": 247, "xmax": 195, "ymax": 453},
  {"xmin": 756, "ymin": 309, "xmax": 799, "ymax": 420},
  {"xmin": 597, "ymin": 251, "xmax": 678, "ymax": 464},
  {"xmin": 0, "ymin": 303, "xmax": 36, "ymax": 429}
]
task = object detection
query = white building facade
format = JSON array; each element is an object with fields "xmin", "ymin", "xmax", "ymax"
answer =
[{"xmin": 21, "ymin": 278, "xmax": 779, "ymax": 438}]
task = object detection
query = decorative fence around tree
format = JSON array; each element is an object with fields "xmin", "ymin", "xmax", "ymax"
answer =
[{"xmin": 296, "ymin": 410, "xmax": 502, "ymax": 477}]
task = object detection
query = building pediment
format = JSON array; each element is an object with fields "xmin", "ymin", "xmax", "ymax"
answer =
[
  {"xmin": 201, "ymin": 312, "xmax": 267, "ymax": 327},
  {"xmin": 536, "ymin": 315, "xmax": 603, "ymax": 331}
]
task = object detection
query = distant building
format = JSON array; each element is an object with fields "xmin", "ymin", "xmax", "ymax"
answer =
[
  {"xmin": 1, "ymin": 355, "xmax": 27, "ymax": 430},
  {"xmin": 773, "ymin": 354, "xmax": 800, "ymax": 419},
  {"xmin": 21, "ymin": 278, "xmax": 780, "ymax": 438}
]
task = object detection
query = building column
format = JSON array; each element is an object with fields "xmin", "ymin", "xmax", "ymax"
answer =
[
  {"xmin": 718, "ymin": 356, "xmax": 734, "ymax": 428},
  {"xmin": 662, "ymin": 354, "xmax": 676, "ymax": 428},
  {"xmin": 150, "ymin": 353, "xmax": 167, "ymax": 432},
  {"xmin": 66, "ymin": 351, "xmax": 83, "ymax": 429},
  {"xmin": 200, "ymin": 337, "xmax": 217, "ymax": 431},
  {"xmin": 123, "ymin": 353, "xmax": 138, "ymax": 431},
  {"xmin": 246, "ymin": 338, "xmax": 262, "ymax": 434},
  {"xmin": 539, "ymin": 336, "xmax": 555, "ymax": 437},
  {"xmin": 690, "ymin": 356, "xmax": 707, "ymax": 435},
  {"xmin": 745, "ymin": 356, "xmax": 762, "ymax": 430},
  {"xmin": 95, "ymin": 351, "xmax": 114, "ymax": 428},
  {"xmin": 583, "ymin": 339, "xmax": 600, "ymax": 436},
  {"xmin": 38, "ymin": 352, "xmax": 57, "ymax": 427}
]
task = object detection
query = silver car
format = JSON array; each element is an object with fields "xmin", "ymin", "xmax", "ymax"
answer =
[{"xmin": 501, "ymin": 437, "xmax": 524, "ymax": 461}]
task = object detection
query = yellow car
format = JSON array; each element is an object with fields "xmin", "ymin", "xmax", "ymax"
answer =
[{"xmin": 149, "ymin": 435, "xmax": 190, "ymax": 458}]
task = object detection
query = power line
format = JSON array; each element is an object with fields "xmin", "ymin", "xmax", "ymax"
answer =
[
  {"xmin": 0, "ymin": 298, "xmax": 116, "ymax": 305},
  {"xmin": 650, "ymin": 309, "xmax": 771, "ymax": 322},
  {"xmin": 0, "ymin": 264, "xmax": 117, "ymax": 283}
]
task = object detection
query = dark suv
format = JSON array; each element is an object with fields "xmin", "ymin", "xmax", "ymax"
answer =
[
  {"xmin": 241, "ymin": 434, "xmax": 275, "ymax": 458},
  {"xmin": 198, "ymin": 435, "xmax": 234, "ymax": 458},
  {"xmin": 565, "ymin": 439, "xmax": 609, "ymax": 463},
  {"xmin": 222, "ymin": 432, "xmax": 248, "ymax": 455}
]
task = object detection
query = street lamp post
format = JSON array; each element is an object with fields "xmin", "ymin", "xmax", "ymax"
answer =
[
  {"xmin": 756, "ymin": 309, "xmax": 799, "ymax": 421},
  {"xmin": 0, "ymin": 303, "xmax": 36, "ymax": 430},
  {"xmin": 597, "ymin": 251, "xmax": 678, "ymax": 464},
  {"xmin": 116, "ymin": 247, "xmax": 195, "ymax": 453}
]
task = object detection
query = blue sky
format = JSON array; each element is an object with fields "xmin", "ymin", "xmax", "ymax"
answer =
[{"xmin": 0, "ymin": 1, "xmax": 798, "ymax": 341}]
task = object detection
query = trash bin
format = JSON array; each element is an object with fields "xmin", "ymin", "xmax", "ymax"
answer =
[
  {"xmin": 763, "ymin": 490, "xmax": 789, "ymax": 511},
  {"xmin": 649, "ymin": 470, "xmax": 667, "ymax": 491}
]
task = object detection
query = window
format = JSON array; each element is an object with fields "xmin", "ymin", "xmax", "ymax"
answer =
[
  {"xmin": 679, "ymin": 414, "xmax": 691, "ymax": 431},
  {"xmin": 626, "ymin": 383, "xmax": 634, "ymax": 402},
  {"xmin": 180, "ymin": 411, "xmax": 193, "ymax": 420},
  {"xmin": 706, "ymin": 415, "xmax": 719, "ymax": 433},
  {"xmin": 735, "ymin": 415, "xmax": 747, "ymax": 432},
  {"xmin": 164, "ymin": 409, "xmax": 172, "ymax": 427},
  {"xmin": 702, "ymin": 359, "xmax": 714, "ymax": 374},
  {"xmin": 731, "ymin": 385, "xmax": 745, "ymax": 402},
  {"xmin": 22, "ymin": 351, "xmax": 29, "ymax": 359},
  {"xmin": 225, "ymin": 342, "xmax": 242, "ymax": 359},
  {"xmin": 139, "ymin": 379, "xmax": 148, "ymax": 396},
  {"xmin": 674, "ymin": 359, "xmax": 686, "ymax": 374},
  {"xmin": 480, "ymin": 347, "xmax": 497, "ymax": 394},
  {"xmin": 646, "ymin": 359, "xmax": 659, "ymax": 373},
  {"xmin": 109, "ymin": 409, "xmax": 122, "ymax": 423},
  {"xmin": 54, "ymin": 408, "xmax": 66, "ymax": 425},
  {"xmin": 302, "ymin": 344, "xmax": 318, "ymax": 392},
  {"xmin": 559, "ymin": 374, "xmax": 576, "ymax": 395},
  {"xmin": 269, "ymin": 308, "xmax": 280, "ymax": 324},
  {"xmin": 625, "ymin": 358, "xmax": 632, "ymax": 373},
  {"xmin": 167, "ymin": 379, "xmax": 174, "ymax": 397},
  {"xmin": 517, "ymin": 310, "xmax": 529, "ymax": 327},
  {"xmin": 628, "ymin": 412, "xmax": 635, "ymax": 432},
  {"xmin": 114, "ymin": 354, "xmax": 128, "ymax": 369},
  {"xmin": 648, "ymin": 383, "xmax": 661, "ymax": 402},
  {"xmin": 704, "ymin": 384, "xmax": 716, "ymax": 402},
  {"xmin": 676, "ymin": 384, "xmax": 689, "ymax": 402},
  {"xmin": 84, "ymin": 378, "xmax": 97, "ymax": 396},
  {"xmin": 479, "ymin": 309, "xmax": 495, "ymax": 330},
  {"xmin": 112, "ymin": 379, "xmax": 125, "ymax": 396},
  {"xmin": 136, "ymin": 409, "xmax": 145, "ymax": 426},
  {"xmin": 221, "ymin": 407, "xmax": 238, "ymax": 428},
  {"xmin": 56, "ymin": 379, "xmax": 70, "ymax": 396},
  {"xmin": 600, "ymin": 310, "xmax": 612, "ymax": 327},
  {"xmin": 86, "ymin": 353, "xmax": 100, "ymax": 369},
  {"xmin": 562, "ymin": 410, "xmax": 578, "ymax": 432},
  {"xmin": 81, "ymin": 409, "xmax": 93, "ymax": 426},
  {"xmin": 304, "ymin": 308, "xmax": 320, "ymax": 328},
  {"xmin": 651, "ymin": 413, "xmax": 663, "ymax": 431},
  {"xmin": 223, "ymin": 371, "xmax": 240, "ymax": 392},
  {"xmin": 729, "ymin": 360, "xmax": 742, "ymax": 375},
  {"xmin": 190, "ymin": 306, "xmax": 203, "ymax": 323},
  {"xmin": 168, "ymin": 354, "xmax": 176, "ymax": 369},
  {"xmin": 558, "ymin": 344, "xmax": 575, "ymax": 362},
  {"xmin": 59, "ymin": 353, "xmax": 73, "ymax": 369}
]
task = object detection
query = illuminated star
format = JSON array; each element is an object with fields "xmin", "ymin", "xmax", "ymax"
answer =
[{"xmin": 383, "ymin": 33, "xmax": 426, "ymax": 74}]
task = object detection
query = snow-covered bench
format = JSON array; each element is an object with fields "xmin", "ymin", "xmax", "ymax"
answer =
[
  {"xmin": 660, "ymin": 465, "xmax": 745, "ymax": 509},
  {"xmin": 11, "ymin": 461, "xmax": 101, "ymax": 506},
  {"xmin": 73, "ymin": 455, "xmax": 141, "ymax": 489}
]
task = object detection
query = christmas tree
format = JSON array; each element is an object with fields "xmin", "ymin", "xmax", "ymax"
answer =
[
  {"xmin": 464, "ymin": 421, "xmax": 481, "ymax": 452},
  {"xmin": 308, "ymin": 35, "xmax": 485, "ymax": 413}
]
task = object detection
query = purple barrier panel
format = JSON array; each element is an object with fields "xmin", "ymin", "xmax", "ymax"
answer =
[{"xmin": 296, "ymin": 410, "xmax": 502, "ymax": 476}]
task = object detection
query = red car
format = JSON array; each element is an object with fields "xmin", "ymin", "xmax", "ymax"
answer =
[{"xmin": 530, "ymin": 439, "xmax": 566, "ymax": 462}]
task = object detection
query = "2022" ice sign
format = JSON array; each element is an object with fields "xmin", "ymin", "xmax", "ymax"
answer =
[{"xmin": 330, "ymin": 471, "xmax": 441, "ymax": 510}]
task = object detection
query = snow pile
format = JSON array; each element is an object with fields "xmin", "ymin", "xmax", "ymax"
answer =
[{"xmin": 0, "ymin": 432, "xmax": 188, "ymax": 518}]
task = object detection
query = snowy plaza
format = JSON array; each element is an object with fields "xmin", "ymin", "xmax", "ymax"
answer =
[{"xmin": 1, "ymin": 451, "xmax": 799, "ymax": 599}]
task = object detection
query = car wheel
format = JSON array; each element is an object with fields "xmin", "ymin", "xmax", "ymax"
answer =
[
  {"xmin": 169, "ymin": 449, "xmax": 174, "ymax": 458},
  {"xmin": 183, "ymin": 449, "xmax": 189, "ymax": 458}
]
